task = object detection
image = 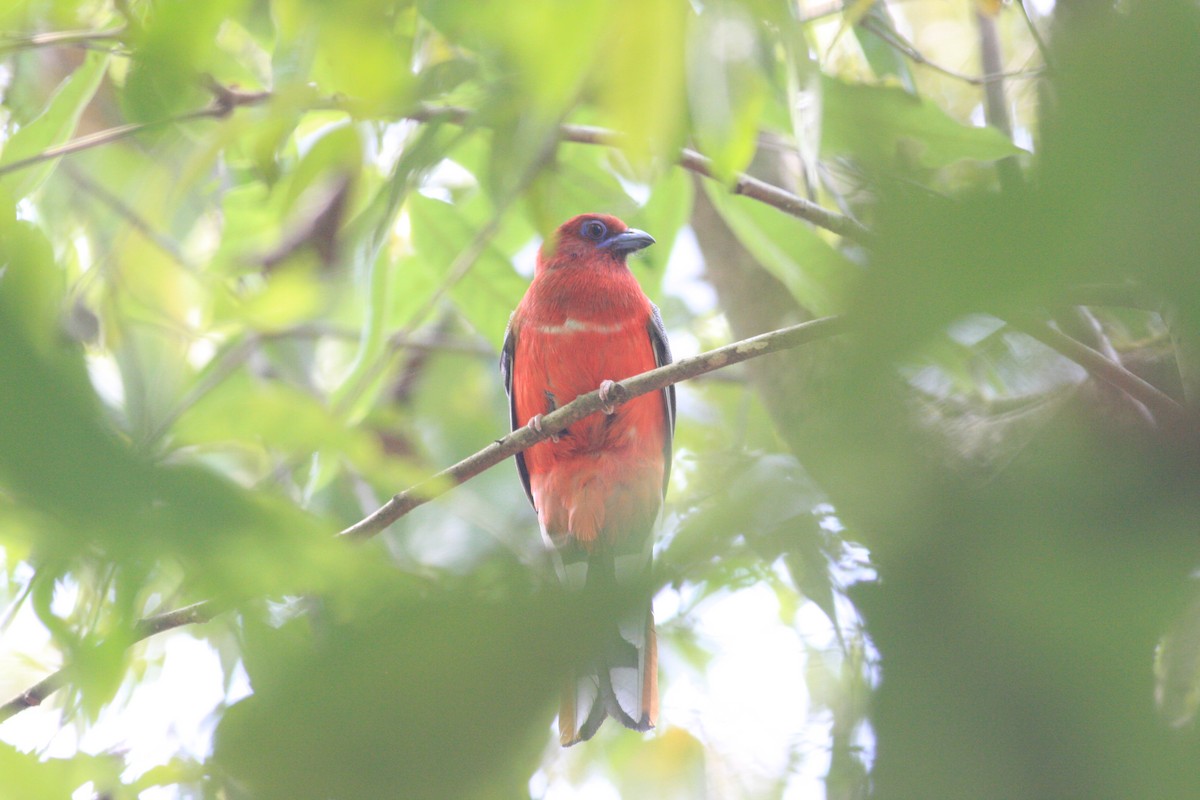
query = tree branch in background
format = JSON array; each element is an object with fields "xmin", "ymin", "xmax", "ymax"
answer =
[
  {"xmin": 859, "ymin": 15, "xmax": 1044, "ymax": 87},
  {"xmin": 0, "ymin": 73, "xmax": 863, "ymax": 242},
  {"xmin": 1016, "ymin": 319, "xmax": 1188, "ymax": 429},
  {"xmin": 0, "ymin": 81, "xmax": 270, "ymax": 180},
  {"xmin": 405, "ymin": 104, "xmax": 869, "ymax": 242},
  {"xmin": 0, "ymin": 601, "xmax": 216, "ymax": 722},
  {"xmin": 975, "ymin": 8, "xmax": 1024, "ymax": 192},
  {"xmin": 0, "ymin": 26, "xmax": 126, "ymax": 54}
]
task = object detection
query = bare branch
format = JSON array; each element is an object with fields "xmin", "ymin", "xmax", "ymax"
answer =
[
  {"xmin": 0, "ymin": 82, "xmax": 270, "ymax": 180},
  {"xmin": 406, "ymin": 105, "xmax": 869, "ymax": 242},
  {"xmin": 1016, "ymin": 320, "xmax": 1188, "ymax": 429},
  {"xmin": 338, "ymin": 315, "xmax": 848, "ymax": 540},
  {"xmin": 0, "ymin": 26, "xmax": 126, "ymax": 54},
  {"xmin": 0, "ymin": 317, "xmax": 846, "ymax": 720},
  {"xmin": 0, "ymin": 76, "xmax": 862, "ymax": 242},
  {"xmin": 859, "ymin": 16, "xmax": 1044, "ymax": 87},
  {"xmin": 0, "ymin": 600, "xmax": 216, "ymax": 722}
]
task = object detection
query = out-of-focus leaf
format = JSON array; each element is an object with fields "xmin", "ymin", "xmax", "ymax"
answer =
[
  {"xmin": 701, "ymin": 179, "xmax": 852, "ymax": 315},
  {"xmin": 0, "ymin": 225, "xmax": 371, "ymax": 607},
  {"xmin": 279, "ymin": 123, "xmax": 362, "ymax": 213},
  {"xmin": 664, "ymin": 452, "xmax": 825, "ymax": 599},
  {"xmin": 822, "ymin": 75, "xmax": 1023, "ymax": 168},
  {"xmin": 124, "ymin": 0, "xmax": 248, "ymax": 121},
  {"xmin": 214, "ymin": 579, "xmax": 590, "ymax": 800},
  {"xmin": 408, "ymin": 194, "xmax": 528, "ymax": 346},
  {"xmin": 1156, "ymin": 583, "xmax": 1200, "ymax": 727},
  {"xmin": 613, "ymin": 727, "xmax": 708, "ymax": 800},
  {"xmin": 599, "ymin": 0, "xmax": 688, "ymax": 168},
  {"xmin": 131, "ymin": 758, "xmax": 207, "ymax": 795},
  {"xmin": 687, "ymin": 2, "xmax": 768, "ymax": 180},
  {"xmin": 0, "ymin": 52, "xmax": 108, "ymax": 200},
  {"xmin": 522, "ymin": 143, "xmax": 636, "ymax": 237},
  {"xmin": 852, "ymin": 2, "xmax": 916, "ymax": 91},
  {"xmin": 174, "ymin": 371, "xmax": 379, "ymax": 465},
  {"xmin": 419, "ymin": 0, "xmax": 606, "ymax": 113},
  {"xmin": 631, "ymin": 167, "xmax": 695, "ymax": 290},
  {"xmin": 232, "ymin": 264, "xmax": 327, "ymax": 329},
  {"xmin": 274, "ymin": 0, "xmax": 415, "ymax": 116},
  {"xmin": 0, "ymin": 744, "xmax": 122, "ymax": 800}
]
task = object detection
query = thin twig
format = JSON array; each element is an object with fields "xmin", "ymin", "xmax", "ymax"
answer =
[
  {"xmin": 1016, "ymin": 320, "xmax": 1188, "ymax": 428},
  {"xmin": 0, "ymin": 78, "xmax": 863, "ymax": 242},
  {"xmin": 0, "ymin": 600, "xmax": 216, "ymax": 722},
  {"xmin": 1017, "ymin": 0, "xmax": 1054, "ymax": 71},
  {"xmin": 0, "ymin": 26, "xmax": 126, "ymax": 54},
  {"xmin": 63, "ymin": 163, "xmax": 195, "ymax": 271},
  {"xmin": 859, "ymin": 16, "xmax": 1044, "ymax": 87},
  {"xmin": 0, "ymin": 84, "xmax": 270, "ymax": 180},
  {"xmin": 406, "ymin": 105, "xmax": 869, "ymax": 242}
]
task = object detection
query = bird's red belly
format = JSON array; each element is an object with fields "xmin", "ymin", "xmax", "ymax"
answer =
[{"xmin": 514, "ymin": 319, "xmax": 667, "ymax": 548}]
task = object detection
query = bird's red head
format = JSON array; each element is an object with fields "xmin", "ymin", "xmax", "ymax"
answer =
[{"xmin": 536, "ymin": 214, "xmax": 656, "ymax": 274}]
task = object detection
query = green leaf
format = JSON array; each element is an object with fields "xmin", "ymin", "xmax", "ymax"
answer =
[
  {"xmin": 272, "ymin": 0, "xmax": 415, "ymax": 117},
  {"xmin": 174, "ymin": 371, "xmax": 379, "ymax": 465},
  {"xmin": 687, "ymin": 2, "xmax": 768, "ymax": 180},
  {"xmin": 214, "ymin": 579, "xmax": 578, "ymax": 800},
  {"xmin": 408, "ymin": 194, "xmax": 529, "ymax": 347},
  {"xmin": 701, "ymin": 180, "xmax": 852, "ymax": 315},
  {"xmin": 822, "ymin": 75, "xmax": 1023, "ymax": 168},
  {"xmin": 0, "ymin": 744, "xmax": 122, "ymax": 800},
  {"xmin": 852, "ymin": 2, "xmax": 916, "ymax": 91},
  {"xmin": 630, "ymin": 167, "xmax": 694, "ymax": 299},
  {"xmin": 123, "ymin": 0, "xmax": 247, "ymax": 121},
  {"xmin": 599, "ymin": 0, "xmax": 688, "ymax": 167},
  {"xmin": 0, "ymin": 52, "xmax": 109, "ymax": 200}
]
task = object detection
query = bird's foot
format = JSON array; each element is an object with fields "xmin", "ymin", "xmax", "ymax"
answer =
[
  {"xmin": 529, "ymin": 413, "xmax": 560, "ymax": 443},
  {"xmin": 599, "ymin": 380, "xmax": 618, "ymax": 415}
]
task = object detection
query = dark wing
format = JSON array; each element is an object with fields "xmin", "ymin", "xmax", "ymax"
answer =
[
  {"xmin": 500, "ymin": 316, "xmax": 534, "ymax": 508},
  {"xmin": 648, "ymin": 303, "xmax": 676, "ymax": 496}
]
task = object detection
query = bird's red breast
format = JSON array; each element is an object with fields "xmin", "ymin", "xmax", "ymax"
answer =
[{"xmin": 505, "ymin": 214, "xmax": 669, "ymax": 549}]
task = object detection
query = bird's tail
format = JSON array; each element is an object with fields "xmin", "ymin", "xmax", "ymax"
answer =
[{"xmin": 557, "ymin": 552, "xmax": 657, "ymax": 746}]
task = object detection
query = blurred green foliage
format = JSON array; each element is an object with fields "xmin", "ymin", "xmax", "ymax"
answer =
[{"xmin": 0, "ymin": 0, "xmax": 1198, "ymax": 798}]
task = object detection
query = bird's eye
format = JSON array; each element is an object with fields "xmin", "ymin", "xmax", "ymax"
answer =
[{"xmin": 580, "ymin": 219, "xmax": 608, "ymax": 241}]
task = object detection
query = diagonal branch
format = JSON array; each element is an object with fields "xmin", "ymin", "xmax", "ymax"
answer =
[
  {"xmin": 405, "ymin": 105, "xmax": 869, "ymax": 242},
  {"xmin": 0, "ymin": 82, "xmax": 270, "ymax": 180},
  {"xmin": 858, "ymin": 15, "xmax": 1045, "ymax": 87},
  {"xmin": 1015, "ymin": 319, "xmax": 1188, "ymax": 429},
  {"xmin": 0, "ymin": 74, "xmax": 863, "ymax": 242},
  {"xmin": 0, "ymin": 600, "xmax": 216, "ymax": 722},
  {"xmin": 339, "ymin": 315, "xmax": 848, "ymax": 540},
  {"xmin": 0, "ymin": 26, "xmax": 126, "ymax": 54}
]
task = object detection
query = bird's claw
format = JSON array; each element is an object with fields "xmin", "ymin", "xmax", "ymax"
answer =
[
  {"xmin": 529, "ymin": 413, "xmax": 560, "ymax": 443},
  {"xmin": 599, "ymin": 380, "xmax": 618, "ymax": 415}
]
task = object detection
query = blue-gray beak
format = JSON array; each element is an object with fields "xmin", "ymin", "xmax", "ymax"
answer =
[{"xmin": 601, "ymin": 228, "xmax": 655, "ymax": 256}]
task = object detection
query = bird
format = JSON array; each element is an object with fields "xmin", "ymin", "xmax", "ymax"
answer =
[{"xmin": 501, "ymin": 213, "xmax": 675, "ymax": 746}]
